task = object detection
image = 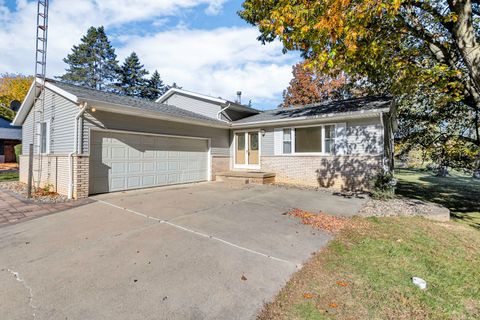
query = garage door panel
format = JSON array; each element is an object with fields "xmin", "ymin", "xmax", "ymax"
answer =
[
  {"xmin": 128, "ymin": 163, "xmax": 142, "ymax": 173},
  {"xmin": 144, "ymin": 150, "xmax": 155, "ymax": 159},
  {"xmin": 156, "ymin": 150, "xmax": 168, "ymax": 159},
  {"xmin": 111, "ymin": 147, "xmax": 127, "ymax": 159},
  {"xmin": 111, "ymin": 162, "xmax": 127, "ymax": 174},
  {"xmin": 142, "ymin": 176, "xmax": 155, "ymax": 186},
  {"xmin": 90, "ymin": 131, "xmax": 209, "ymax": 194},
  {"xmin": 156, "ymin": 175, "xmax": 168, "ymax": 185},
  {"xmin": 127, "ymin": 176, "xmax": 142, "ymax": 189},
  {"xmin": 110, "ymin": 177, "xmax": 126, "ymax": 191},
  {"xmin": 156, "ymin": 162, "xmax": 168, "ymax": 172},
  {"xmin": 143, "ymin": 162, "xmax": 155, "ymax": 172}
]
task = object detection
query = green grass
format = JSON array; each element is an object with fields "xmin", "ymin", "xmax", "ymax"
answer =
[
  {"xmin": 259, "ymin": 218, "xmax": 480, "ymax": 320},
  {"xmin": 395, "ymin": 168, "xmax": 480, "ymax": 229},
  {"xmin": 0, "ymin": 172, "xmax": 19, "ymax": 181}
]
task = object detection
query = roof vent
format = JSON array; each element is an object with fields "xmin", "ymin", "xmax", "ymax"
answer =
[{"xmin": 236, "ymin": 91, "xmax": 242, "ymax": 104}]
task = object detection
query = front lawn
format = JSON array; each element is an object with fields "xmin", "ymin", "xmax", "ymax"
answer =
[
  {"xmin": 259, "ymin": 217, "xmax": 480, "ymax": 319},
  {"xmin": 395, "ymin": 168, "xmax": 480, "ymax": 229},
  {"xmin": 0, "ymin": 171, "xmax": 19, "ymax": 182}
]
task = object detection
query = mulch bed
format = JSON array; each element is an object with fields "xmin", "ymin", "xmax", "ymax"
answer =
[
  {"xmin": 0, "ymin": 181, "xmax": 69, "ymax": 203},
  {"xmin": 0, "ymin": 163, "xmax": 19, "ymax": 171},
  {"xmin": 358, "ymin": 197, "xmax": 450, "ymax": 221}
]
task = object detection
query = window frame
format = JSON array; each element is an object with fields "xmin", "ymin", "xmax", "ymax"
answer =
[
  {"xmin": 281, "ymin": 124, "xmax": 337, "ymax": 156},
  {"xmin": 38, "ymin": 121, "xmax": 50, "ymax": 155},
  {"xmin": 282, "ymin": 128, "xmax": 293, "ymax": 154}
]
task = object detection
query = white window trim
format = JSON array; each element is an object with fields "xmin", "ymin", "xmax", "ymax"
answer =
[
  {"xmin": 281, "ymin": 123, "xmax": 337, "ymax": 156},
  {"xmin": 36, "ymin": 121, "xmax": 51, "ymax": 155},
  {"xmin": 233, "ymin": 129, "xmax": 261, "ymax": 170}
]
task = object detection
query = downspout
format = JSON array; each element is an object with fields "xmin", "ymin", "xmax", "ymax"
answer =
[
  {"xmin": 68, "ymin": 102, "xmax": 88, "ymax": 199},
  {"xmin": 379, "ymin": 111, "xmax": 386, "ymax": 170},
  {"xmin": 217, "ymin": 103, "xmax": 231, "ymax": 123},
  {"xmin": 380, "ymin": 112, "xmax": 392, "ymax": 171}
]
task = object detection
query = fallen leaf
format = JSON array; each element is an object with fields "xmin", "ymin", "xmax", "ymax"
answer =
[
  {"xmin": 287, "ymin": 208, "xmax": 350, "ymax": 233},
  {"xmin": 303, "ymin": 293, "xmax": 314, "ymax": 299}
]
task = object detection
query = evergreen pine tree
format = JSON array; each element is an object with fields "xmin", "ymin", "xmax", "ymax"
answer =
[
  {"xmin": 116, "ymin": 52, "xmax": 149, "ymax": 97},
  {"xmin": 59, "ymin": 26, "xmax": 118, "ymax": 91},
  {"xmin": 141, "ymin": 70, "xmax": 167, "ymax": 100}
]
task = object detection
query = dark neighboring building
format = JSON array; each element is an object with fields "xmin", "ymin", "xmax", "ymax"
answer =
[{"xmin": 0, "ymin": 116, "xmax": 22, "ymax": 163}]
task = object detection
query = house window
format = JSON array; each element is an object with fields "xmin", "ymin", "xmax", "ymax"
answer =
[
  {"xmin": 281, "ymin": 125, "xmax": 336, "ymax": 155},
  {"xmin": 295, "ymin": 127, "xmax": 323, "ymax": 153},
  {"xmin": 324, "ymin": 125, "xmax": 335, "ymax": 154},
  {"xmin": 39, "ymin": 122, "xmax": 48, "ymax": 154},
  {"xmin": 283, "ymin": 129, "xmax": 292, "ymax": 154}
]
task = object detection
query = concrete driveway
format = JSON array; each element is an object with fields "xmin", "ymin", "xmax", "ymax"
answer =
[{"xmin": 0, "ymin": 182, "xmax": 366, "ymax": 320}]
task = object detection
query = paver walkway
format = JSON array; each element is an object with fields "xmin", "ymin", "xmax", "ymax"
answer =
[{"xmin": 0, "ymin": 189, "xmax": 91, "ymax": 227}]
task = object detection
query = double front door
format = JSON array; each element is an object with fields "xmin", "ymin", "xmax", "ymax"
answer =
[{"xmin": 234, "ymin": 131, "xmax": 260, "ymax": 169}]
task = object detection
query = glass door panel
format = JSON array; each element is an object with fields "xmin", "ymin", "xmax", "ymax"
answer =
[
  {"xmin": 248, "ymin": 132, "xmax": 259, "ymax": 165},
  {"xmin": 235, "ymin": 133, "xmax": 246, "ymax": 165}
]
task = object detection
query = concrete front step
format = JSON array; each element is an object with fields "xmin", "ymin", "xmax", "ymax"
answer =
[{"xmin": 215, "ymin": 171, "xmax": 276, "ymax": 185}]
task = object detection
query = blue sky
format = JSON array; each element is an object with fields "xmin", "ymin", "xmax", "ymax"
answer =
[{"xmin": 0, "ymin": 0, "xmax": 300, "ymax": 109}]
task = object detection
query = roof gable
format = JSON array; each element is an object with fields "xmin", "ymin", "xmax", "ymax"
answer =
[
  {"xmin": 156, "ymin": 88, "xmax": 260, "ymax": 114},
  {"xmin": 12, "ymin": 79, "xmax": 228, "ymax": 128}
]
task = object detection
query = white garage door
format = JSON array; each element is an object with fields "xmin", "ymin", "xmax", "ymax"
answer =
[{"xmin": 89, "ymin": 131, "xmax": 209, "ymax": 194}]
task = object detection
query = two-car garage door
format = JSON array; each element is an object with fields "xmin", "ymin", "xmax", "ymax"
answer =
[{"xmin": 89, "ymin": 131, "xmax": 209, "ymax": 195}]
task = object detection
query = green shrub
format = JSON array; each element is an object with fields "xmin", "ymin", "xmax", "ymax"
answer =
[
  {"xmin": 371, "ymin": 169, "xmax": 397, "ymax": 200},
  {"xmin": 14, "ymin": 144, "xmax": 21, "ymax": 163}
]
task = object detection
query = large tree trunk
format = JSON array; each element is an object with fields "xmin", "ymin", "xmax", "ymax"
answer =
[{"xmin": 449, "ymin": 0, "xmax": 480, "ymax": 95}]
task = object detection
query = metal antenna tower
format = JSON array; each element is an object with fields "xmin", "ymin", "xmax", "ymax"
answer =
[{"xmin": 27, "ymin": 0, "xmax": 49, "ymax": 198}]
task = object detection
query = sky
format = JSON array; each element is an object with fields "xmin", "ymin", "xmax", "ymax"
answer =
[{"xmin": 0, "ymin": 0, "xmax": 301, "ymax": 109}]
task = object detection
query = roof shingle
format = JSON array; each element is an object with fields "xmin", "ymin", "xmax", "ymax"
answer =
[
  {"xmin": 233, "ymin": 96, "xmax": 393, "ymax": 124},
  {"xmin": 48, "ymin": 79, "xmax": 227, "ymax": 125}
]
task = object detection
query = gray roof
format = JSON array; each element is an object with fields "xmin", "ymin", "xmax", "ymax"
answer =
[
  {"xmin": 0, "ymin": 117, "xmax": 21, "ymax": 140},
  {"xmin": 233, "ymin": 96, "xmax": 393, "ymax": 124},
  {"xmin": 48, "ymin": 79, "xmax": 227, "ymax": 126}
]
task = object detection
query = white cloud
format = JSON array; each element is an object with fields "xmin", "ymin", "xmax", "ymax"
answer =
[
  {"xmin": 119, "ymin": 27, "xmax": 298, "ymax": 107},
  {"xmin": 205, "ymin": 0, "xmax": 224, "ymax": 15},
  {"xmin": 0, "ymin": 0, "xmax": 298, "ymax": 108}
]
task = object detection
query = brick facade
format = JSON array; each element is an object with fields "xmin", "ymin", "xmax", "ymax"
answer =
[
  {"xmin": 72, "ymin": 156, "xmax": 89, "ymax": 199},
  {"xmin": 261, "ymin": 155, "xmax": 382, "ymax": 191},
  {"xmin": 19, "ymin": 154, "xmax": 90, "ymax": 199},
  {"xmin": 211, "ymin": 156, "xmax": 230, "ymax": 180}
]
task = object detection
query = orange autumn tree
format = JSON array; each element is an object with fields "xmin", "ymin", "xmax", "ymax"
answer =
[
  {"xmin": 0, "ymin": 74, "xmax": 33, "ymax": 121},
  {"xmin": 282, "ymin": 61, "xmax": 348, "ymax": 107}
]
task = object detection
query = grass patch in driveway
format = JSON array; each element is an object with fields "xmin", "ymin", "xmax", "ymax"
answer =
[
  {"xmin": 0, "ymin": 171, "xmax": 19, "ymax": 181},
  {"xmin": 259, "ymin": 217, "xmax": 480, "ymax": 320}
]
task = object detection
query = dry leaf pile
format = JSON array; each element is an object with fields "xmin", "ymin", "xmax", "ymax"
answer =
[{"xmin": 287, "ymin": 208, "xmax": 350, "ymax": 233}]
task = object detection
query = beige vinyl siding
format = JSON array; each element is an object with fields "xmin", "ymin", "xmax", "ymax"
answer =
[
  {"xmin": 21, "ymin": 88, "xmax": 78, "ymax": 155},
  {"xmin": 82, "ymin": 110, "xmax": 230, "ymax": 156},
  {"xmin": 165, "ymin": 93, "xmax": 221, "ymax": 119}
]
